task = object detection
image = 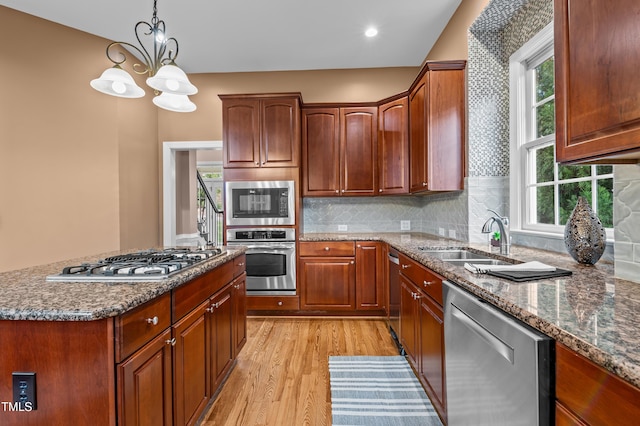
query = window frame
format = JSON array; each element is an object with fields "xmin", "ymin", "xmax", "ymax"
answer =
[{"xmin": 509, "ymin": 23, "xmax": 614, "ymax": 240}]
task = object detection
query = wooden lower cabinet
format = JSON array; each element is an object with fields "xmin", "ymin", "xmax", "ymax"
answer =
[
  {"xmin": 300, "ymin": 256, "xmax": 356, "ymax": 309},
  {"xmin": 398, "ymin": 256, "xmax": 447, "ymax": 424},
  {"xmin": 118, "ymin": 329, "xmax": 174, "ymax": 426},
  {"xmin": 355, "ymin": 242, "xmax": 384, "ymax": 310},
  {"xmin": 556, "ymin": 342, "xmax": 640, "ymax": 425},
  {"xmin": 399, "ymin": 276, "xmax": 419, "ymax": 365},
  {"xmin": 209, "ymin": 286, "xmax": 235, "ymax": 392},
  {"xmin": 298, "ymin": 241, "xmax": 384, "ymax": 313},
  {"xmin": 118, "ymin": 258, "xmax": 247, "ymax": 426},
  {"xmin": 233, "ymin": 273, "xmax": 247, "ymax": 355},
  {"xmin": 418, "ymin": 294, "xmax": 446, "ymax": 422}
]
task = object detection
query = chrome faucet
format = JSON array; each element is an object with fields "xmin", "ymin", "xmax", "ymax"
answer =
[{"xmin": 482, "ymin": 209, "xmax": 510, "ymax": 255}]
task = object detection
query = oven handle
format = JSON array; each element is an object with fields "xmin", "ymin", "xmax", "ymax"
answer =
[{"xmin": 228, "ymin": 243, "xmax": 295, "ymax": 251}]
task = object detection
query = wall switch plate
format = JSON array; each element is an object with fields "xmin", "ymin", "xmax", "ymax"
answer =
[
  {"xmin": 439, "ymin": 227, "xmax": 445, "ymax": 236},
  {"xmin": 338, "ymin": 225, "xmax": 348, "ymax": 232},
  {"xmin": 400, "ymin": 220, "xmax": 411, "ymax": 231},
  {"xmin": 12, "ymin": 372, "xmax": 36, "ymax": 410},
  {"xmin": 448, "ymin": 229, "xmax": 456, "ymax": 239}
]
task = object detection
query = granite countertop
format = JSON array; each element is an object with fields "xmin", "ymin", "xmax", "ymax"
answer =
[
  {"xmin": 301, "ymin": 232, "xmax": 640, "ymax": 389},
  {"xmin": 0, "ymin": 247, "xmax": 246, "ymax": 321}
]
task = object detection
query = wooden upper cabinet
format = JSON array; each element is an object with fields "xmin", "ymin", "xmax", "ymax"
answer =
[
  {"xmin": 378, "ymin": 97, "xmax": 409, "ymax": 195},
  {"xmin": 555, "ymin": 0, "xmax": 640, "ymax": 164},
  {"xmin": 302, "ymin": 108, "xmax": 341, "ymax": 196},
  {"xmin": 221, "ymin": 94, "xmax": 301, "ymax": 168},
  {"xmin": 302, "ymin": 106, "xmax": 378, "ymax": 196},
  {"xmin": 409, "ymin": 61, "xmax": 466, "ymax": 193},
  {"xmin": 341, "ymin": 107, "xmax": 378, "ymax": 196}
]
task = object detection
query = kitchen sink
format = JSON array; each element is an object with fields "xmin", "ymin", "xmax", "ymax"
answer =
[{"xmin": 418, "ymin": 248, "xmax": 513, "ymax": 267}]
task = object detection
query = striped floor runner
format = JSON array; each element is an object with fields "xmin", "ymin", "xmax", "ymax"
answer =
[{"xmin": 328, "ymin": 356, "xmax": 443, "ymax": 426}]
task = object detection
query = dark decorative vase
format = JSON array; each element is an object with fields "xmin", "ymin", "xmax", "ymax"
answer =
[{"xmin": 564, "ymin": 196, "xmax": 606, "ymax": 264}]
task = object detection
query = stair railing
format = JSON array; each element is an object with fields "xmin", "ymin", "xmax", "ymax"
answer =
[{"xmin": 196, "ymin": 171, "xmax": 223, "ymax": 247}]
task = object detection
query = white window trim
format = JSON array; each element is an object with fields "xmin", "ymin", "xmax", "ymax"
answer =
[
  {"xmin": 509, "ymin": 22, "xmax": 613, "ymax": 241},
  {"xmin": 510, "ymin": 22, "xmax": 554, "ymax": 235}
]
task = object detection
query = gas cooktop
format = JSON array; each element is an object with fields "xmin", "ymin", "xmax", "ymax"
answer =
[{"xmin": 46, "ymin": 247, "xmax": 226, "ymax": 282}]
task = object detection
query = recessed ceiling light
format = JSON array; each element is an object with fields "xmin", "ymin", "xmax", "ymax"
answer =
[{"xmin": 365, "ymin": 27, "xmax": 378, "ymax": 38}]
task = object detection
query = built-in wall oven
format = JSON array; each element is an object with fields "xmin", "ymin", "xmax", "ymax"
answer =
[
  {"xmin": 225, "ymin": 180, "xmax": 295, "ymax": 227},
  {"xmin": 226, "ymin": 228, "xmax": 296, "ymax": 295}
]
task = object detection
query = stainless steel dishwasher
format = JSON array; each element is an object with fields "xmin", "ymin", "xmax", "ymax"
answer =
[{"xmin": 443, "ymin": 281, "xmax": 553, "ymax": 426}]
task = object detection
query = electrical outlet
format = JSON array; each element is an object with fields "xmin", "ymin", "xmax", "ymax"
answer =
[
  {"xmin": 338, "ymin": 225, "xmax": 348, "ymax": 232},
  {"xmin": 439, "ymin": 227, "xmax": 445, "ymax": 236},
  {"xmin": 12, "ymin": 372, "xmax": 36, "ymax": 410},
  {"xmin": 400, "ymin": 220, "xmax": 411, "ymax": 231},
  {"xmin": 448, "ymin": 229, "xmax": 456, "ymax": 239}
]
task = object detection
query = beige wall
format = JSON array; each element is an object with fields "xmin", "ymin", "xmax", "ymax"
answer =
[
  {"xmin": 0, "ymin": 1, "xmax": 485, "ymax": 271},
  {"xmin": 425, "ymin": 0, "xmax": 491, "ymax": 61},
  {"xmin": 0, "ymin": 6, "xmax": 159, "ymax": 272}
]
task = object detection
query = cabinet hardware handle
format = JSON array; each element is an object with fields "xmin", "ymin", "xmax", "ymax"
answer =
[
  {"xmin": 165, "ymin": 338, "xmax": 176, "ymax": 346},
  {"xmin": 324, "ymin": 247, "xmax": 330, "ymax": 251},
  {"xmin": 277, "ymin": 301, "xmax": 283, "ymax": 306},
  {"xmin": 255, "ymin": 161, "xmax": 260, "ymax": 165},
  {"xmin": 401, "ymin": 264, "xmax": 409, "ymax": 269},
  {"xmin": 424, "ymin": 280, "xmax": 433, "ymax": 286},
  {"xmin": 350, "ymin": 260, "xmax": 354, "ymax": 264},
  {"xmin": 357, "ymin": 244, "xmax": 361, "ymax": 248},
  {"xmin": 422, "ymin": 182, "xmax": 427, "ymax": 186},
  {"xmin": 335, "ymin": 190, "xmax": 339, "ymax": 193},
  {"xmin": 341, "ymin": 189, "xmax": 345, "ymax": 193},
  {"xmin": 261, "ymin": 161, "xmax": 265, "ymax": 165},
  {"xmin": 205, "ymin": 307, "xmax": 214, "ymax": 313},
  {"xmin": 146, "ymin": 316, "xmax": 159, "ymax": 325},
  {"xmin": 379, "ymin": 189, "xmax": 383, "ymax": 192}
]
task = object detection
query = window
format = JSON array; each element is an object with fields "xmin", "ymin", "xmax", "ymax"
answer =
[{"xmin": 510, "ymin": 23, "xmax": 613, "ymax": 238}]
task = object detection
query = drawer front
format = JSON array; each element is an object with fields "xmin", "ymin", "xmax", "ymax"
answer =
[
  {"xmin": 247, "ymin": 295, "xmax": 300, "ymax": 311},
  {"xmin": 398, "ymin": 253, "xmax": 443, "ymax": 306},
  {"xmin": 416, "ymin": 267, "xmax": 443, "ymax": 306},
  {"xmin": 234, "ymin": 254, "xmax": 246, "ymax": 277},
  {"xmin": 173, "ymin": 261, "xmax": 234, "ymax": 320},
  {"xmin": 116, "ymin": 292, "xmax": 171, "ymax": 362},
  {"xmin": 299, "ymin": 241, "xmax": 355, "ymax": 257}
]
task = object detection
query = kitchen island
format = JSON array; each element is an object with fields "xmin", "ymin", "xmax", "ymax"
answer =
[{"xmin": 0, "ymin": 247, "xmax": 247, "ymax": 426}]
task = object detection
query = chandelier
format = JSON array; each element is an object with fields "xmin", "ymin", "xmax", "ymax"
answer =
[{"xmin": 90, "ymin": 0, "xmax": 197, "ymax": 112}]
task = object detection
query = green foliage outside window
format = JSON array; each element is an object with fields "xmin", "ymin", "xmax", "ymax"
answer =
[{"xmin": 531, "ymin": 57, "xmax": 613, "ymax": 229}]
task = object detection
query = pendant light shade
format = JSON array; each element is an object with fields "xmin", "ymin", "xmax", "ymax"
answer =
[
  {"xmin": 152, "ymin": 92, "xmax": 196, "ymax": 113},
  {"xmin": 89, "ymin": 0, "xmax": 198, "ymax": 112},
  {"xmin": 146, "ymin": 64, "xmax": 198, "ymax": 95},
  {"xmin": 90, "ymin": 66, "xmax": 145, "ymax": 98}
]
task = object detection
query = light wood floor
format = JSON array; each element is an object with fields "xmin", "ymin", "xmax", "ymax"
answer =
[{"xmin": 201, "ymin": 317, "xmax": 399, "ymax": 426}]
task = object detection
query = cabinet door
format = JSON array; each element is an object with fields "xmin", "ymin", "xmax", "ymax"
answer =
[
  {"xmin": 419, "ymin": 295, "xmax": 446, "ymax": 423},
  {"xmin": 302, "ymin": 108, "xmax": 341, "ymax": 196},
  {"xmin": 426, "ymin": 66, "xmax": 465, "ymax": 191},
  {"xmin": 555, "ymin": 0, "xmax": 640, "ymax": 163},
  {"xmin": 232, "ymin": 273, "xmax": 247, "ymax": 356},
  {"xmin": 409, "ymin": 74, "xmax": 428, "ymax": 192},
  {"xmin": 300, "ymin": 257, "xmax": 355, "ymax": 310},
  {"xmin": 208, "ymin": 287, "xmax": 234, "ymax": 392},
  {"xmin": 222, "ymin": 98, "xmax": 261, "ymax": 168},
  {"xmin": 118, "ymin": 329, "xmax": 173, "ymax": 426},
  {"xmin": 378, "ymin": 97, "xmax": 409, "ymax": 195},
  {"xmin": 261, "ymin": 97, "xmax": 300, "ymax": 167},
  {"xmin": 172, "ymin": 301, "xmax": 209, "ymax": 426},
  {"xmin": 341, "ymin": 107, "xmax": 378, "ymax": 195},
  {"xmin": 355, "ymin": 242, "xmax": 384, "ymax": 310},
  {"xmin": 399, "ymin": 276, "xmax": 418, "ymax": 366}
]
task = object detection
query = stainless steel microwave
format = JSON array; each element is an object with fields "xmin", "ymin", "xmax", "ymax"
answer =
[{"xmin": 225, "ymin": 180, "xmax": 295, "ymax": 226}]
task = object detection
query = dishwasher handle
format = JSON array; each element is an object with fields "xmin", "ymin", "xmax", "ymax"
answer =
[
  {"xmin": 388, "ymin": 252, "xmax": 400, "ymax": 265},
  {"xmin": 451, "ymin": 302, "xmax": 515, "ymax": 364}
]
